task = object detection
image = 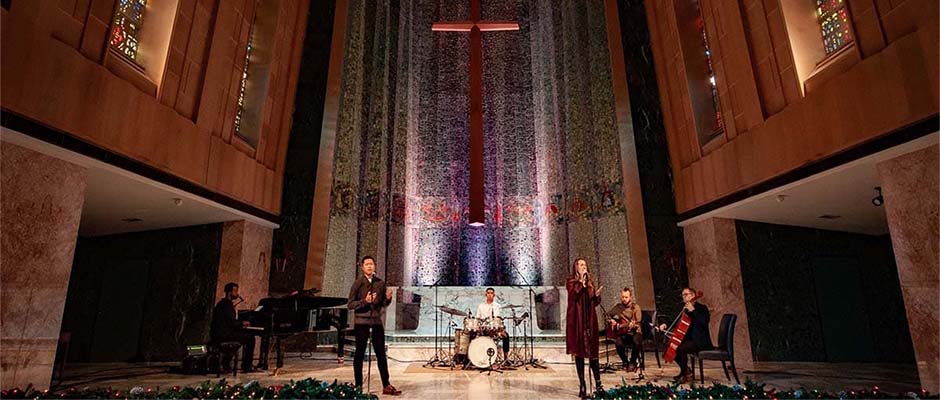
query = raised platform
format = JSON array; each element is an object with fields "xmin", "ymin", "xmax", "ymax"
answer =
[{"xmin": 55, "ymin": 356, "xmax": 923, "ymax": 397}]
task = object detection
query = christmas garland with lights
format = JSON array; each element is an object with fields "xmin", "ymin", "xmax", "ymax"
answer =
[
  {"xmin": 1, "ymin": 378, "xmax": 375, "ymax": 399},
  {"xmin": 595, "ymin": 379, "xmax": 936, "ymax": 399},
  {"xmin": 1, "ymin": 378, "xmax": 935, "ymax": 399}
]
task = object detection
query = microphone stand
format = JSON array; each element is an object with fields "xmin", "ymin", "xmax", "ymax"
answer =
[
  {"xmin": 364, "ymin": 276, "xmax": 387, "ymax": 396},
  {"xmin": 366, "ymin": 281, "xmax": 374, "ymax": 396},
  {"xmin": 505, "ymin": 260, "xmax": 546, "ymax": 369},
  {"xmin": 422, "ymin": 275, "xmax": 448, "ymax": 367},
  {"xmin": 596, "ymin": 303, "xmax": 618, "ymax": 373},
  {"xmin": 581, "ymin": 275, "xmax": 595, "ymax": 398}
]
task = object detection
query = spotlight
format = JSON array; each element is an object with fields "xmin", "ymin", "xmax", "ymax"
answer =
[{"xmin": 871, "ymin": 187, "xmax": 884, "ymax": 207}]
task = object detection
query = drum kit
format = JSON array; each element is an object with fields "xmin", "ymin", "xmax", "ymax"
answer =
[{"xmin": 427, "ymin": 304, "xmax": 532, "ymax": 371}]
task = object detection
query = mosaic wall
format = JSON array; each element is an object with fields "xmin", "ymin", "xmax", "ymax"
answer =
[{"xmin": 322, "ymin": 0, "xmax": 638, "ymax": 298}]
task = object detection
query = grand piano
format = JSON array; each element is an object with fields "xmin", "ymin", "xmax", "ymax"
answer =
[{"xmin": 238, "ymin": 289, "xmax": 348, "ymax": 370}]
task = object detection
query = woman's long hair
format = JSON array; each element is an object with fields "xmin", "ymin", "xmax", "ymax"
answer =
[{"xmin": 569, "ymin": 258, "xmax": 593, "ymax": 287}]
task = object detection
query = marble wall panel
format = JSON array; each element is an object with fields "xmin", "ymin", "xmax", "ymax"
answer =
[
  {"xmin": 1, "ymin": 143, "xmax": 87, "ymax": 389},
  {"xmin": 877, "ymin": 145, "xmax": 939, "ymax": 393}
]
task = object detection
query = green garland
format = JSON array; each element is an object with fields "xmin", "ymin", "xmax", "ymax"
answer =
[
  {"xmin": 1, "ymin": 378, "xmax": 375, "ymax": 399},
  {"xmin": 595, "ymin": 379, "xmax": 936, "ymax": 399},
  {"xmin": 2, "ymin": 378, "xmax": 935, "ymax": 399}
]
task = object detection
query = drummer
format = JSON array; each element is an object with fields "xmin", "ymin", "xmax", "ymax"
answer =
[{"xmin": 476, "ymin": 287, "xmax": 510, "ymax": 359}]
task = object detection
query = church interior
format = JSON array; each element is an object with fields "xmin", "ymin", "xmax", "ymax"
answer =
[{"xmin": 1, "ymin": 0, "xmax": 937, "ymax": 398}]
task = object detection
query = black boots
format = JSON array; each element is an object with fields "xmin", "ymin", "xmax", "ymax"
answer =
[{"xmin": 578, "ymin": 381, "xmax": 586, "ymax": 398}]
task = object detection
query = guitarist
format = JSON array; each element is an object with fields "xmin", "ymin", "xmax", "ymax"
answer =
[
  {"xmin": 673, "ymin": 287, "xmax": 712, "ymax": 383},
  {"xmin": 607, "ymin": 288, "xmax": 643, "ymax": 371}
]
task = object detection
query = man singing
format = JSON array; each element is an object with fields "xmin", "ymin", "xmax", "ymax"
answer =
[
  {"xmin": 607, "ymin": 288, "xmax": 643, "ymax": 371},
  {"xmin": 210, "ymin": 282, "xmax": 256, "ymax": 373},
  {"xmin": 347, "ymin": 256, "xmax": 402, "ymax": 396}
]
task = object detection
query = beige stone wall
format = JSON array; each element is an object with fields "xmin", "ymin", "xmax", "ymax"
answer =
[
  {"xmin": 877, "ymin": 146, "xmax": 939, "ymax": 393},
  {"xmin": 216, "ymin": 221, "xmax": 273, "ymax": 310},
  {"xmin": 683, "ymin": 218, "xmax": 754, "ymax": 368},
  {"xmin": 1, "ymin": 143, "xmax": 87, "ymax": 389}
]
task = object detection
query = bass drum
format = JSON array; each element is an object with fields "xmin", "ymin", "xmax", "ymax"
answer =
[
  {"xmin": 467, "ymin": 336, "xmax": 498, "ymax": 368},
  {"xmin": 453, "ymin": 328, "xmax": 471, "ymax": 356}
]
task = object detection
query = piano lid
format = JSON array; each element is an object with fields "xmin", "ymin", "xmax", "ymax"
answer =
[{"xmin": 257, "ymin": 289, "xmax": 346, "ymax": 310}]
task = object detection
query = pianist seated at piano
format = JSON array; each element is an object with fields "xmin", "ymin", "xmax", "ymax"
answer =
[{"xmin": 210, "ymin": 282, "xmax": 258, "ymax": 373}]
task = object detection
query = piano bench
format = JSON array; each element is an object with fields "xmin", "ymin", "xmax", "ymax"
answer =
[{"xmin": 209, "ymin": 342, "xmax": 241, "ymax": 378}]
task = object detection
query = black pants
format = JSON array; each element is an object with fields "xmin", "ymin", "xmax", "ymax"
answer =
[
  {"xmin": 574, "ymin": 357, "xmax": 601, "ymax": 387},
  {"xmin": 353, "ymin": 324, "xmax": 390, "ymax": 388},
  {"xmin": 615, "ymin": 332, "xmax": 643, "ymax": 366},
  {"xmin": 674, "ymin": 340, "xmax": 707, "ymax": 375},
  {"xmin": 500, "ymin": 334, "xmax": 510, "ymax": 354}
]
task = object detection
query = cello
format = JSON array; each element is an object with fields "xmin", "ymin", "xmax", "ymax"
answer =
[{"xmin": 661, "ymin": 290, "xmax": 703, "ymax": 363}]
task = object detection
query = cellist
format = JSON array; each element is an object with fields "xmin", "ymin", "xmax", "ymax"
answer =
[{"xmin": 673, "ymin": 287, "xmax": 712, "ymax": 383}]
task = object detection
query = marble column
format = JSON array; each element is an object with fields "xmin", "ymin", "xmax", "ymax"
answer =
[
  {"xmin": 683, "ymin": 217, "xmax": 754, "ymax": 368},
  {"xmin": 877, "ymin": 145, "xmax": 939, "ymax": 393},
  {"xmin": 1, "ymin": 143, "xmax": 87, "ymax": 389},
  {"xmin": 216, "ymin": 221, "xmax": 273, "ymax": 309}
]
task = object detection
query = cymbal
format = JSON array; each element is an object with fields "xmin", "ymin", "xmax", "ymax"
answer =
[
  {"xmin": 505, "ymin": 304, "xmax": 524, "ymax": 309},
  {"xmin": 436, "ymin": 305, "xmax": 468, "ymax": 317},
  {"xmin": 507, "ymin": 312, "xmax": 530, "ymax": 321}
]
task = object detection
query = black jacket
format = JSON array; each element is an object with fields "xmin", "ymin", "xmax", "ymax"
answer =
[
  {"xmin": 682, "ymin": 302, "xmax": 713, "ymax": 349},
  {"xmin": 347, "ymin": 274, "xmax": 391, "ymax": 325},
  {"xmin": 210, "ymin": 298, "xmax": 241, "ymax": 342}
]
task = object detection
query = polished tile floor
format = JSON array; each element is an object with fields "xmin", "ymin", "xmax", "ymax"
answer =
[{"xmin": 56, "ymin": 352, "xmax": 922, "ymax": 399}]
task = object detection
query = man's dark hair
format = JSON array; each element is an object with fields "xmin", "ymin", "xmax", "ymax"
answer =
[
  {"xmin": 224, "ymin": 282, "xmax": 238, "ymax": 293},
  {"xmin": 485, "ymin": 287, "xmax": 495, "ymax": 293},
  {"xmin": 360, "ymin": 255, "xmax": 375, "ymax": 265},
  {"xmin": 622, "ymin": 287, "xmax": 632, "ymax": 293}
]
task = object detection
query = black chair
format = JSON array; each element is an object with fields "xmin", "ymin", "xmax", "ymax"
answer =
[
  {"xmin": 694, "ymin": 313, "xmax": 739, "ymax": 384},
  {"xmin": 639, "ymin": 310, "xmax": 661, "ymax": 368},
  {"xmin": 208, "ymin": 341, "xmax": 241, "ymax": 377}
]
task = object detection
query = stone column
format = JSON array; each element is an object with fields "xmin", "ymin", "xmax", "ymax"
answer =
[
  {"xmin": 877, "ymin": 145, "xmax": 939, "ymax": 393},
  {"xmin": 683, "ymin": 217, "xmax": 754, "ymax": 367},
  {"xmin": 1, "ymin": 143, "xmax": 87, "ymax": 389},
  {"xmin": 216, "ymin": 221, "xmax": 273, "ymax": 309}
]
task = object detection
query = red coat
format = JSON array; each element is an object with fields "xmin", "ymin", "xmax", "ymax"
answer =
[{"xmin": 565, "ymin": 277, "xmax": 601, "ymax": 358}]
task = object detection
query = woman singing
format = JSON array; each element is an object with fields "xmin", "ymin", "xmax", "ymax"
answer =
[{"xmin": 566, "ymin": 258, "xmax": 604, "ymax": 398}]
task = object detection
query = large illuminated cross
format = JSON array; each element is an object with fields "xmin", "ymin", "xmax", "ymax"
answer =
[{"xmin": 432, "ymin": 0, "xmax": 519, "ymax": 226}]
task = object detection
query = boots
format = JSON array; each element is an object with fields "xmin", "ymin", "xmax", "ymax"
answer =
[
  {"xmin": 594, "ymin": 380, "xmax": 605, "ymax": 395},
  {"xmin": 576, "ymin": 357, "xmax": 587, "ymax": 398}
]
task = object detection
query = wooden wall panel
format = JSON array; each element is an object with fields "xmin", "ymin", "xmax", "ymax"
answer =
[
  {"xmin": 1, "ymin": 0, "xmax": 311, "ymax": 215},
  {"xmin": 645, "ymin": 0, "xmax": 937, "ymax": 213},
  {"xmin": 701, "ymin": 0, "xmax": 764, "ymax": 139},
  {"xmin": 645, "ymin": 1, "xmax": 701, "ymax": 169}
]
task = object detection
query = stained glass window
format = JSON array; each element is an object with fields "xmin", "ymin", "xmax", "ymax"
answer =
[
  {"xmin": 697, "ymin": 16, "xmax": 724, "ymax": 134},
  {"xmin": 816, "ymin": 0, "xmax": 853, "ymax": 55},
  {"xmin": 110, "ymin": 0, "xmax": 147, "ymax": 64},
  {"xmin": 233, "ymin": 28, "xmax": 254, "ymax": 139}
]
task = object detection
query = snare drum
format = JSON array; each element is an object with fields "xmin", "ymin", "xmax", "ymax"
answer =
[
  {"xmin": 463, "ymin": 317, "xmax": 482, "ymax": 334},
  {"xmin": 481, "ymin": 316, "xmax": 504, "ymax": 336}
]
